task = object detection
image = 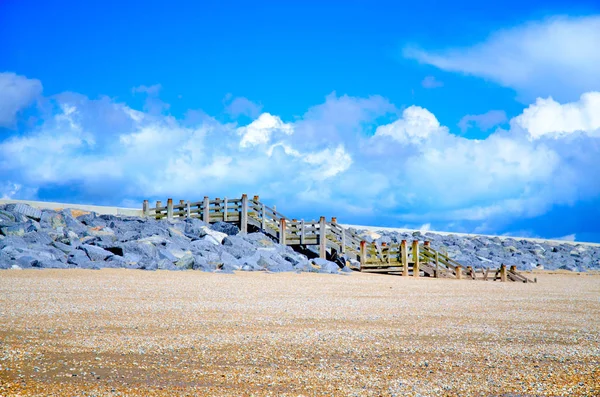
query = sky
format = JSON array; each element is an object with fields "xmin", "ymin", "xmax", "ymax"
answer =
[{"xmin": 1, "ymin": 1, "xmax": 600, "ymax": 242}]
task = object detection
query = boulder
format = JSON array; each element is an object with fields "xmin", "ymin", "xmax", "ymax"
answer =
[
  {"xmin": 79, "ymin": 244, "xmax": 114, "ymax": 261},
  {"xmin": 4, "ymin": 203, "xmax": 42, "ymax": 221},
  {"xmin": 210, "ymin": 222, "xmax": 239, "ymax": 236}
]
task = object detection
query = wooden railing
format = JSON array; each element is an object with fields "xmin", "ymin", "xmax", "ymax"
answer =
[{"xmin": 143, "ymin": 195, "xmax": 533, "ymax": 282}]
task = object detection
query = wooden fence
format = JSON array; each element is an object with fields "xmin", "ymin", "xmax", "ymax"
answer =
[{"xmin": 143, "ymin": 195, "xmax": 535, "ymax": 282}]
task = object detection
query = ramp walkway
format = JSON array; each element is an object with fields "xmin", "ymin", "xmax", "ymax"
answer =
[{"xmin": 145, "ymin": 195, "xmax": 534, "ymax": 283}]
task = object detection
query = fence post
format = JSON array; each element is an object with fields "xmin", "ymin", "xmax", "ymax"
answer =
[
  {"xmin": 360, "ymin": 240, "xmax": 366, "ymax": 269},
  {"xmin": 279, "ymin": 218, "xmax": 286, "ymax": 245},
  {"xmin": 456, "ymin": 266, "xmax": 462, "ymax": 280},
  {"xmin": 412, "ymin": 240, "xmax": 420, "ymax": 277},
  {"xmin": 500, "ymin": 264, "xmax": 507, "ymax": 282},
  {"xmin": 155, "ymin": 201, "xmax": 162, "ymax": 219},
  {"xmin": 341, "ymin": 227, "xmax": 346, "ymax": 254},
  {"xmin": 382, "ymin": 242, "xmax": 390, "ymax": 265},
  {"xmin": 223, "ymin": 197, "xmax": 228, "ymax": 222},
  {"xmin": 203, "ymin": 196, "xmax": 210, "ymax": 223},
  {"xmin": 186, "ymin": 201, "xmax": 191, "ymax": 218},
  {"xmin": 319, "ymin": 216, "xmax": 327, "ymax": 259},
  {"xmin": 167, "ymin": 198, "xmax": 173, "ymax": 221},
  {"xmin": 435, "ymin": 251, "xmax": 439, "ymax": 278},
  {"xmin": 240, "ymin": 194, "xmax": 248, "ymax": 234},
  {"xmin": 300, "ymin": 219, "xmax": 305, "ymax": 245},
  {"xmin": 261, "ymin": 203, "xmax": 266, "ymax": 231},
  {"xmin": 401, "ymin": 240, "xmax": 408, "ymax": 277},
  {"xmin": 143, "ymin": 200, "xmax": 149, "ymax": 217}
]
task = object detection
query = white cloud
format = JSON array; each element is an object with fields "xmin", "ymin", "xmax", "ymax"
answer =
[
  {"xmin": 458, "ymin": 110, "xmax": 507, "ymax": 132},
  {"xmin": 512, "ymin": 92, "xmax": 600, "ymax": 139},
  {"xmin": 404, "ymin": 16, "xmax": 600, "ymax": 101},
  {"xmin": 374, "ymin": 106, "xmax": 445, "ymax": 143},
  {"xmin": 0, "ymin": 72, "xmax": 43, "ymax": 128},
  {"xmin": 132, "ymin": 84, "xmax": 162, "ymax": 95},
  {"xmin": 225, "ymin": 96, "xmax": 262, "ymax": 118},
  {"xmin": 237, "ymin": 113, "xmax": 293, "ymax": 148},
  {"xmin": 421, "ymin": 76, "xmax": 443, "ymax": 89},
  {"xmin": 1, "ymin": 80, "xmax": 599, "ymax": 237}
]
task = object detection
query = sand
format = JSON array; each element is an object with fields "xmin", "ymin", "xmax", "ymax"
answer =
[{"xmin": 0, "ymin": 270, "xmax": 598, "ymax": 396}]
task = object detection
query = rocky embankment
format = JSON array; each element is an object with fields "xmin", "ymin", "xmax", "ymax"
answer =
[
  {"xmin": 357, "ymin": 229, "xmax": 600, "ymax": 272},
  {"xmin": 0, "ymin": 203, "xmax": 344, "ymax": 273},
  {"xmin": 1, "ymin": 203, "xmax": 599, "ymax": 272}
]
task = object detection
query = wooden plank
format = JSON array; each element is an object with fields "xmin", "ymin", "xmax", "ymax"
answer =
[
  {"xmin": 223, "ymin": 197, "xmax": 228, "ymax": 222},
  {"xmin": 401, "ymin": 240, "xmax": 408, "ymax": 277},
  {"xmin": 167, "ymin": 198, "xmax": 173, "ymax": 221},
  {"xmin": 412, "ymin": 240, "xmax": 419, "ymax": 278},
  {"xmin": 319, "ymin": 216, "xmax": 327, "ymax": 259},
  {"xmin": 240, "ymin": 194, "xmax": 248, "ymax": 234}
]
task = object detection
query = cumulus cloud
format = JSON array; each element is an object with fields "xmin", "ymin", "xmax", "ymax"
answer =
[
  {"xmin": 404, "ymin": 16, "xmax": 600, "ymax": 101},
  {"xmin": 458, "ymin": 110, "xmax": 507, "ymax": 133},
  {"xmin": 1, "ymin": 73, "xmax": 599, "ymax": 238},
  {"xmin": 0, "ymin": 72, "xmax": 43, "ymax": 128},
  {"xmin": 512, "ymin": 92, "xmax": 600, "ymax": 139},
  {"xmin": 237, "ymin": 113, "xmax": 293, "ymax": 148},
  {"xmin": 225, "ymin": 96, "xmax": 263, "ymax": 118},
  {"xmin": 374, "ymin": 106, "xmax": 445, "ymax": 143}
]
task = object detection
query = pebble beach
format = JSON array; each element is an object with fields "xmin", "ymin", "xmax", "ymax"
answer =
[{"xmin": 1, "ymin": 270, "xmax": 598, "ymax": 396}]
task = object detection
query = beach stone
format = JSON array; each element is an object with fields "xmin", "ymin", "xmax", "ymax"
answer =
[
  {"xmin": 175, "ymin": 253, "xmax": 195, "ymax": 269},
  {"xmin": 312, "ymin": 258, "xmax": 340, "ymax": 274},
  {"xmin": 4, "ymin": 203, "xmax": 42, "ymax": 221},
  {"xmin": 0, "ymin": 209, "xmax": 17, "ymax": 227},
  {"xmin": 210, "ymin": 222, "xmax": 239, "ymax": 236},
  {"xmin": 79, "ymin": 244, "xmax": 114, "ymax": 261},
  {"xmin": 1, "ymin": 222, "xmax": 28, "ymax": 237},
  {"xmin": 40, "ymin": 211, "xmax": 66, "ymax": 229}
]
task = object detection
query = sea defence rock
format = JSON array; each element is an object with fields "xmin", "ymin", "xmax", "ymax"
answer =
[
  {"xmin": 1, "ymin": 202, "xmax": 598, "ymax": 272},
  {"xmin": 0, "ymin": 203, "xmax": 334, "ymax": 273},
  {"xmin": 349, "ymin": 228, "xmax": 600, "ymax": 272}
]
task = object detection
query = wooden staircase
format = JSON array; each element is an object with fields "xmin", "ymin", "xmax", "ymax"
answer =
[{"xmin": 144, "ymin": 195, "xmax": 535, "ymax": 283}]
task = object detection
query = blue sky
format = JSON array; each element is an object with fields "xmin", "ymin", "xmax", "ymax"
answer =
[{"xmin": 1, "ymin": 1, "xmax": 600, "ymax": 241}]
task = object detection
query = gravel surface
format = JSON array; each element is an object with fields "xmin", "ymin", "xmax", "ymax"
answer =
[{"xmin": 0, "ymin": 270, "xmax": 599, "ymax": 396}]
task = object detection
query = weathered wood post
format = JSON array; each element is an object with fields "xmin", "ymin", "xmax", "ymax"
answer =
[
  {"xmin": 456, "ymin": 265, "xmax": 463, "ymax": 280},
  {"xmin": 435, "ymin": 250, "xmax": 439, "ymax": 278},
  {"xmin": 300, "ymin": 219, "xmax": 305, "ymax": 245},
  {"xmin": 155, "ymin": 201, "xmax": 162, "ymax": 219},
  {"xmin": 186, "ymin": 201, "xmax": 191, "ymax": 218},
  {"xmin": 382, "ymin": 242, "xmax": 391, "ymax": 265},
  {"xmin": 500, "ymin": 264, "xmax": 507, "ymax": 282},
  {"xmin": 143, "ymin": 200, "xmax": 149, "ymax": 217},
  {"xmin": 401, "ymin": 240, "xmax": 408, "ymax": 277},
  {"xmin": 167, "ymin": 198, "xmax": 173, "ymax": 221},
  {"xmin": 467, "ymin": 266, "xmax": 474, "ymax": 279},
  {"xmin": 412, "ymin": 240, "xmax": 420, "ymax": 277},
  {"xmin": 423, "ymin": 241, "xmax": 430, "ymax": 271},
  {"xmin": 214, "ymin": 197, "xmax": 221, "ymax": 221},
  {"xmin": 178, "ymin": 200, "xmax": 185, "ymax": 219},
  {"xmin": 240, "ymin": 194, "xmax": 248, "ymax": 234},
  {"xmin": 279, "ymin": 218, "xmax": 287, "ymax": 245},
  {"xmin": 341, "ymin": 227, "xmax": 346, "ymax": 255},
  {"xmin": 223, "ymin": 197, "xmax": 228, "ymax": 222},
  {"xmin": 319, "ymin": 216, "xmax": 327, "ymax": 259},
  {"xmin": 360, "ymin": 241, "xmax": 366, "ymax": 269},
  {"xmin": 203, "ymin": 196, "xmax": 210, "ymax": 223}
]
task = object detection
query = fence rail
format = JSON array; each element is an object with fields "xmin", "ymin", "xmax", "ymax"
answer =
[{"xmin": 143, "ymin": 195, "xmax": 534, "ymax": 283}]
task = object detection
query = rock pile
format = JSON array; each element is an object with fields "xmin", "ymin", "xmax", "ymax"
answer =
[
  {"xmin": 355, "ymin": 229, "xmax": 600, "ymax": 272},
  {"xmin": 0, "ymin": 203, "xmax": 346, "ymax": 273}
]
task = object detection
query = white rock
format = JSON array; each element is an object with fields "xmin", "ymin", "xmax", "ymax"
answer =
[
  {"xmin": 11, "ymin": 265, "xmax": 22, "ymax": 270},
  {"xmin": 200, "ymin": 226, "xmax": 227, "ymax": 244}
]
